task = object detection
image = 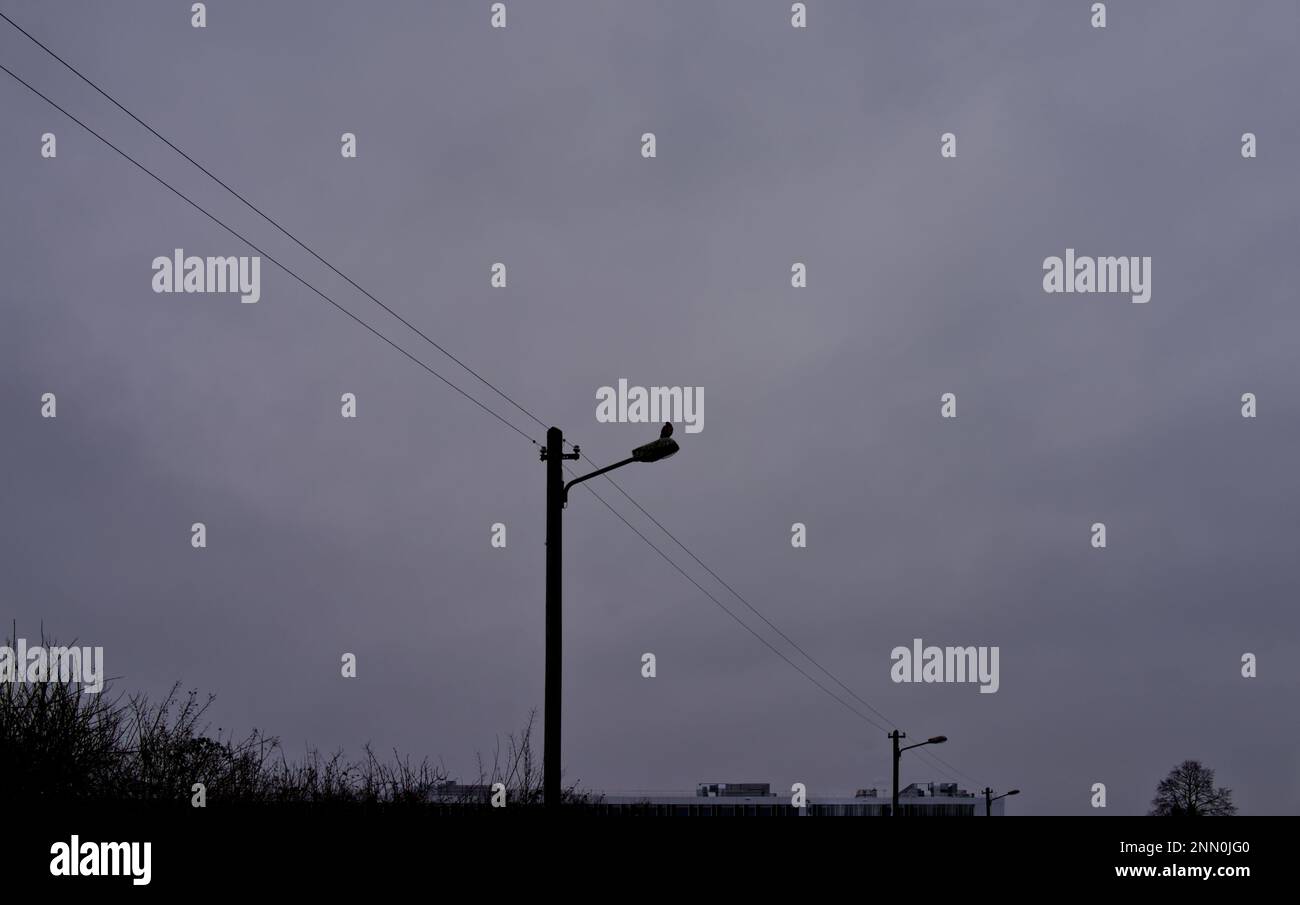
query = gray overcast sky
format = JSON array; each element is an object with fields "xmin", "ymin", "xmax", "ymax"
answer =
[{"xmin": 3, "ymin": 1, "xmax": 1298, "ymax": 815}]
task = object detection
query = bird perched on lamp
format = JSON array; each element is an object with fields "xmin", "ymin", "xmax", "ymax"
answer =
[{"xmin": 660, "ymin": 422, "xmax": 673, "ymax": 439}]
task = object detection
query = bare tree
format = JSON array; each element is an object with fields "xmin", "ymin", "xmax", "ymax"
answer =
[{"xmin": 1149, "ymin": 760, "xmax": 1237, "ymax": 816}]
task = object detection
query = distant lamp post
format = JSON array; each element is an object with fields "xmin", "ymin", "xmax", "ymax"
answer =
[
  {"xmin": 889, "ymin": 731, "xmax": 947, "ymax": 816},
  {"xmin": 540, "ymin": 423, "xmax": 680, "ymax": 809},
  {"xmin": 983, "ymin": 787, "xmax": 1020, "ymax": 816}
]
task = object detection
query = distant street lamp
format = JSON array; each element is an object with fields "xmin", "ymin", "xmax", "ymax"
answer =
[
  {"xmin": 889, "ymin": 730, "xmax": 947, "ymax": 816},
  {"xmin": 983, "ymin": 787, "xmax": 1020, "ymax": 816},
  {"xmin": 540, "ymin": 424, "xmax": 680, "ymax": 809}
]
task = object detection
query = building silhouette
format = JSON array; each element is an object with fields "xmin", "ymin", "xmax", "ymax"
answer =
[{"xmin": 431, "ymin": 780, "xmax": 999, "ymax": 815}]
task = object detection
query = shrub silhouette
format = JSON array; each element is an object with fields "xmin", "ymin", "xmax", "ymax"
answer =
[{"xmin": 1, "ymin": 633, "xmax": 591, "ymax": 809}]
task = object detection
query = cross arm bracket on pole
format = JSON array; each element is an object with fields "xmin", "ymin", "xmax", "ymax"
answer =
[{"xmin": 540, "ymin": 444, "xmax": 582, "ymax": 461}]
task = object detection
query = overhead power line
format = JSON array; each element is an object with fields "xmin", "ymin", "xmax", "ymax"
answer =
[
  {"xmin": 562, "ymin": 468, "xmax": 892, "ymax": 734},
  {"xmin": 578, "ymin": 460, "xmax": 984, "ymax": 789},
  {"xmin": 1, "ymin": 19, "xmax": 987, "ymax": 789},
  {"xmin": 0, "ymin": 9, "xmax": 552, "ymax": 440},
  {"xmin": 0, "ymin": 60, "xmax": 540, "ymax": 449}
]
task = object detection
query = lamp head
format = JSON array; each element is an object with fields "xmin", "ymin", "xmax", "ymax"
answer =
[{"xmin": 632, "ymin": 436, "xmax": 680, "ymax": 463}]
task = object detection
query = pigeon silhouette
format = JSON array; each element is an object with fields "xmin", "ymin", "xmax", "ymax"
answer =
[{"xmin": 660, "ymin": 423, "xmax": 673, "ymax": 439}]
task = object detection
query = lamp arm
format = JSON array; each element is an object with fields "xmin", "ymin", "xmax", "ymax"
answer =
[{"xmin": 563, "ymin": 457, "xmax": 636, "ymax": 502}]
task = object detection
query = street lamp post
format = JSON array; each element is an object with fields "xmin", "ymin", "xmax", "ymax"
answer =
[
  {"xmin": 982, "ymin": 787, "xmax": 1020, "ymax": 816},
  {"xmin": 889, "ymin": 730, "xmax": 947, "ymax": 816},
  {"xmin": 540, "ymin": 425, "xmax": 680, "ymax": 810}
]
